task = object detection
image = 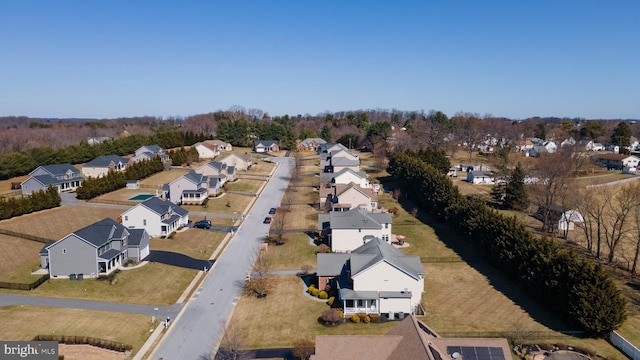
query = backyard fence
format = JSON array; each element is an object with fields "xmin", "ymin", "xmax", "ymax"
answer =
[
  {"xmin": 32, "ymin": 334, "xmax": 132, "ymax": 353},
  {"xmin": 610, "ymin": 331, "xmax": 640, "ymax": 360},
  {"xmin": 438, "ymin": 330, "xmax": 583, "ymax": 339},
  {"xmin": 420, "ymin": 256, "xmax": 485, "ymax": 263},
  {"xmin": 0, "ymin": 228, "xmax": 54, "ymax": 243},
  {"xmin": 0, "ymin": 274, "xmax": 49, "ymax": 290},
  {"xmin": 586, "ymin": 176, "xmax": 640, "ymax": 188},
  {"xmin": 87, "ymin": 198, "xmax": 137, "ymax": 206}
]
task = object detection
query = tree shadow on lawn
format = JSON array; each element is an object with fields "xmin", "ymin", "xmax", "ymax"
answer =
[
  {"xmin": 392, "ymin": 191, "xmax": 570, "ymax": 332},
  {"xmin": 146, "ymin": 250, "xmax": 214, "ymax": 271}
]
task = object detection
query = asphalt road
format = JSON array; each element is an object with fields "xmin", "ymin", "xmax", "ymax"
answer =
[{"xmin": 150, "ymin": 157, "xmax": 294, "ymax": 360}]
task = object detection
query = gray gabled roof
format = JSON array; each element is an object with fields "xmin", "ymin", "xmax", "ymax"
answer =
[
  {"xmin": 204, "ymin": 161, "xmax": 227, "ymax": 172},
  {"xmin": 73, "ymin": 218, "xmax": 129, "ymax": 248},
  {"xmin": 317, "ymin": 253, "xmax": 350, "ymax": 276},
  {"xmin": 254, "ymin": 140, "xmax": 278, "ymax": 148},
  {"xmin": 128, "ymin": 229, "xmax": 149, "ymax": 248},
  {"xmin": 137, "ymin": 197, "xmax": 189, "ymax": 217},
  {"xmin": 350, "ymin": 238, "xmax": 424, "ymax": 280},
  {"xmin": 330, "ymin": 157, "xmax": 360, "ymax": 167},
  {"xmin": 139, "ymin": 144, "xmax": 164, "ymax": 154},
  {"xmin": 182, "ymin": 170, "xmax": 208, "ymax": 185},
  {"xmin": 31, "ymin": 163, "xmax": 79, "ymax": 176},
  {"xmin": 299, "ymin": 137, "xmax": 327, "ymax": 147},
  {"xmin": 326, "ymin": 207, "xmax": 391, "ymax": 230},
  {"xmin": 84, "ymin": 155, "xmax": 129, "ymax": 168}
]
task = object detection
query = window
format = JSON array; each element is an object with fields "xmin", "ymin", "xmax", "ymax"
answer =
[
  {"xmin": 370, "ymin": 300, "xmax": 376, "ymax": 308},
  {"xmin": 385, "ymin": 223, "xmax": 388, "ymax": 229},
  {"xmin": 345, "ymin": 300, "xmax": 354, "ymax": 308},
  {"xmin": 143, "ymin": 219, "xmax": 147, "ymax": 226},
  {"xmin": 62, "ymin": 249, "xmax": 67, "ymax": 254},
  {"xmin": 382, "ymin": 235, "xmax": 389, "ymax": 242},
  {"xmin": 124, "ymin": 216, "xmax": 128, "ymax": 221},
  {"xmin": 357, "ymin": 300, "xmax": 364, "ymax": 307}
]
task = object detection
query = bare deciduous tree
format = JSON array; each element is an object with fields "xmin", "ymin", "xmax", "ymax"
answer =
[
  {"xmin": 215, "ymin": 321, "xmax": 251, "ymax": 360},
  {"xmin": 603, "ymin": 184, "xmax": 636, "ymax": 263},
  {"xmin": 529, "ymin": 153, "xmax": 573, "ymax": 233},
  {"xmin": 575, "ymin": 187, "xmax": 609, "ymax": 257}
]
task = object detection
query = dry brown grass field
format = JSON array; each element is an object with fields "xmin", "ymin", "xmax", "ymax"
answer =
[
  {"xmin": 0, "ymin": 206, "xmax": 123, "ymax": 240},
  {"xmin": 263, "ymin": 233, "xmax": 317, "ymax": 271},
  {"xmin": 182, "ymin": 193, "xmax": 253, "ymax": 215},
  {"xmin": 249, "ymin": 161, "xmax": 277, "ymax": 175},
  {"xmin": 0, "ymin": 305, "xmax": 152, "ymax": 355},
  {"xmin": 151, "ymin": 228, "xmax": 225, "ymax": 260},
  {"xmin": 5, "ymin": 262, "xmax": 196, "ymax": 305},
  {"xmin": 139, "ymin": 168, "xmax": 190, "ymax": 187},
  {"xmin": 224, "ymin": 179, "xmax": 264, "ymax": 194},
  {"xmin": 0, "ymin": 235, "xmax": 43, "ymax": 283},
  {"xmin": 279, "ymin": 205, "xmax": 317, "ymax": 231}
]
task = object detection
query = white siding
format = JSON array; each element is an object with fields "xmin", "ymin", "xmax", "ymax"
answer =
[
  {"xmin": 352, "ymin": 261, "xmax": 423, "ymax": 307},
  {"xmin": 122, "ymin": 206, "xmax": 165, "ymax": 237},
  {"xmin": 334, "ymin": 173, "xmax": 369, "ymax": 188},
  {"xmin": 332, "ymin": 225, "xmax": 392, "ymax": 253},
  {"xmin": 379, "ymin": 297, "xmax": 412, "ymax": 315}
]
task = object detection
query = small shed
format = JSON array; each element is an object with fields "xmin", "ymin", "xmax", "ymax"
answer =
[
  {"xmin": 466, "ymin": 171, "xmax": 495, "ymax": 184},
  {"xmin": 126, "ymin": 180, "xmax": 140, "ymax": 190}
]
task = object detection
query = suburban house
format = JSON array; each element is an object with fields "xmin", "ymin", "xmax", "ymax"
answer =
[
  {"xmin": 578, "ymin": 140, "xmax": 605, "ymax": 152},
  {"xmin": 560, "ymin": 137, "xmax": 576, "ymax": 148},
  {"xmin": 131, "ymin": 144, "xmax": 169, "ymax": 163},
  {"xmin": 319, "ymin": 168, "xmax": 370, "ymax": 188},
  {"xmin": 254, "ymin": 140, "xmax": 279, "ymax": 153},
  {"xmin": 542, "ymin": 141, "xmax": 557, "ymax": 153},
  {"xmin": 318, "ymin": 207, "xmax": 392, "ymax": 252},
  {"xmin": 166, "ymin": 170, "xmax": 209, "ymax": 204},
  {"xmin": 535, "ymin": 205, "xmax": 584, "ymax": 231},
  {"xmin": 297, "ymin": 137, "xmax": 327, "ymax": 151},
  {"xmin": 317, "ymin": 238, "xmax": 424, "ymax": 317},
  {"xmin": 312, "ymin": 315, "xmax": 512, "ymax": 360},
  {"xmin": 206, "ymin": 139, "xmax": 232, "ymax": 152},
  {"xmin": 319, "ymin": 183, "xmax": 378, "ymax": 212},
  {"xmin": 594, "ymin": 154, "xmax": 640, "ymax": 170},
  {"xmin": 193, "ymin": 142, "xmax": 221, "ymax": 159},
  {"xmin": 466, "ymin": 171, "xmax": 495, "ymax": 185},
  {"xmin": 21, "ymin": 163, "xmax": 84, "ymax": 194},
  {"xmin": 196, "ymin": 161, "xmax": 234, "ymax": 182},
  {"xmin": 82, "ymin": 155, "xmax": 129, "ymax": 178},
  {"xmin": 218, "ymin": 152, "xmax": 253, "ymax": 171},
  {"xmin": 39, "ymin": 218, "xmax": 150, "ymax": 278},
  {"xmin": 515, "ymin": 139, "xmax": 534, "ymax": 152},
  {"xmin": 318, "ymin": 142, "xmax": 353, "ymax": 155},
  {"xmin": 121, "ymin": 196, "xmax": 189, "ymax": 237}
]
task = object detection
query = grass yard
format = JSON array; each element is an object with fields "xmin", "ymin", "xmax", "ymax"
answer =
[
  {"xmin": 230, "ymin": 275, "xmax": 397, "ymax": 348},
  {"xmin": 151, "ymin": 228, "xmax": 225, "ymax": 260},
  {"xmin": 0, "ymin": 235, "xmax": 43, "ymax": 283},
  {"xmin": 93, "ymin": 187, "xmax": 157, "ymax": 202},
  {"xmin": 278, "ymin": 205, "xmax": 317, "ymax": 231},
  {"xmin": 294, "ymin": 174, "xmax": 320, "ymax": 187},
  {"xmin": 286, "ymin": 187, "xmax": 318, "ymax": 204},
  {"xmin": 6, "ymin": 262, "xmax": 196, "ymax": 306},
  {"xmin": 248, "ymin": 161, "xmax": 276, "ymax": 175},
  {"xmin": 264, "ymin": 233, "xmax": 317, "ymax": 271},
  {"xmin": 0, "ymin": 305, "xmax": 152, "ymax": 355},
  {"xmin": 224, "ymin": 179, "xmax": 264, "ymax": 194},
  {"xmin": 140, "ymin": 168, "xmax": 190, "ymax": 187},
  {"xmin": 182, "ymin": 193, "xmax": 253, "ymax": 215},
  {"xmin": 0, "ymin": 206, "xmax": 124, "ymax": 240}
]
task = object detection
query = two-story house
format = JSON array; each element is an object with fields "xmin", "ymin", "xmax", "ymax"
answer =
[
  {"xmin": 82, "ymin": 155, "xmax": 129, "ymax": 178},
  {"xmin": 39, "ymin": 218, "xmax": 150, "ymax": 278},
  {"xmin": 318, "ymin": 207, "xmax": 392, "ymax": 252},
  {"xmin": 319, "ymin": 168, "xmax": 370, "ymax": 188},
  {"xmin": 319, "ymin": 183, "xmax": 378, "ymax": 212},
  {"xmin": 166, "ymin": 170, "xmax": 209, "ymax": 204},
  {"xmin": 21, "ymin": 163, "xmax": 84, "ymax": 194},
  {"xmin": 121, "ymin": 196, "xmax": 189, "ymax": 237},
  {"xmin": 131, "ymin": 145, "xmax": 169, "ymax": 163},
  {"xmin": 218, "ymin": 153, "xmax": 253, "ymax": 171}
]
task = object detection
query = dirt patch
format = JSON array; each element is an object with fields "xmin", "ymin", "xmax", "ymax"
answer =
[{"xmin": 58, "ymin": 344, "xmax": 127, "ymax": 360}]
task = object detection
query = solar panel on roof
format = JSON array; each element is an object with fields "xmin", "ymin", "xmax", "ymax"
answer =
[{"xmin": 446, "ymin": 346, "xmax": 505, "ymax": 360}]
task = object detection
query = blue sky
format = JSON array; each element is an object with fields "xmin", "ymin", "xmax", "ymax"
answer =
[{"xmin": 1, "ymin": 1, "xmax": 639, "ymax": 119}]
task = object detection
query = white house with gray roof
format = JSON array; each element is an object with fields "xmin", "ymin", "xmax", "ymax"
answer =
[
  {"xmin": 166, "ymin": 170, "xmax": 209, "ymax": 204},
  {"xmin": 82, "ymin": 155, "xmax": 130, "ymax": 178},
  {"xmin": 39, "ymin": 218, "xmax": 150, "ymax": 278},
  {"xmin": 218, "ymin": 152, "xmax": 252, "ymax": 171},
  {"xmin": 318, "ymin": 207, "xmax": 392, "ymax": 252},
  {"xmin": 21, "ymin": 163, "xmax": 84, "ymax": 194},
  {"xmin": 319, "ymin": 168, "xmax": 370, "ymax": 188},
  {"xmin": 132, "ymin": 144, "xmax": 169, "ymax": 163},
  {"xmin": 121, "ymin": 197, "xmax": 189, "ymax": 237},
  {"xmin": 317, "ymin": 237, "xmax": 424, "ymax": 317},
  {"xmin": 196, "ymin": 161, "xmax": 234, "ymax": 182}
]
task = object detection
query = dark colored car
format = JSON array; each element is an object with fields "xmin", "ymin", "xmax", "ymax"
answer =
[
  {"xmin": 269, "ymin": 207, "xmax": 277, "ymax": 214},
  {"xmin": 194, "ymin": 220, "xmax": 212, "ymax": 229},
  {"xmin": 263, "ymin": 217, "xmax": 272, "ymax": 224}
]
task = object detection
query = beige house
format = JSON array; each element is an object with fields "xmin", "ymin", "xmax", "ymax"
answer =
[
  {"xmin": 82, "ymin": 155, "xmax": 129, "ymax": 178},
  {"xmin": 218, "ymin": 152, "xmax": 253, "ymax": 171},
  {"xmin": 319, "ymin": 182, "xmax": 378, "ymax": 212},
  {"xmin": 193, "ymin": 142, "xmax": 220, "ymax": 159}
]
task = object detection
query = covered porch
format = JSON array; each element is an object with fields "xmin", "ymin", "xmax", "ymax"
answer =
[
  {"xmin": 181, "ymin": 189, "xmax": 208, "ymax": 205},
  {"xmin": 340, "ymin": 289, "xmax": 379, "ymax": 316},
  {"xmin": 98, "ymin": 249, "xmax": 127, "ymax": 275}
]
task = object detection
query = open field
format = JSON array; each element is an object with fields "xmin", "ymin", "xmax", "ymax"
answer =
[
  {"xmin": 0, "ymin": 206, "xmax": 124, "ymax": 240},
  {"xmin": 230, "ymin": 275, "xmax": 397, "ymax": 348},
  {"xmin": 224, "ymin": 179, "xmax": 264, "ymax": 194},
  {"xmin": 2, "ymin": 262, "xmax": 196, "ymax": 306},
  {"xmin": 0, "ymin": 305, "xmax": 152, "ymax": 356},
  {"xmin": 0, "ymin": 235, "xmax": 43, "ymax": 283},
  {"xmin": 151, "ymin": 228, "xmax": 225, "ymax": 260},
  {"xmin": 265, "ymin": 233, "xmax": 317, "ymax": 271}
]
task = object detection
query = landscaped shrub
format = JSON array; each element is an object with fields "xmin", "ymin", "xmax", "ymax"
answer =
[
  {"xmin": 307, "ymin": 285, "xmax": 316, "ymax": 293},
  {"xmin": 316, "ymin": 244, "xmax": 331, "ymax": 253},
  {"xmin": 369, "ymin": 313, "xmax": 380, "ymax": 323},
  {"xmin": 318, "ymin": 290, "xmax": 328, "ymax": 299},
  {"xmin": 310, "ymin": 288, "xmax": 319, "ymax": 297},
  {"xmin": 336, "ymin": 309, "xmax": 344, "ymax": 319},
  {"xmin": 363, "ymin": 315, "xmax": 371, "ymax": 323},
  {"xmin": 321, "ymin": 309, "xmax": 342, "ymax": 326},
  {"xmin": 327, "ymin": 296, "xmax": 335, "ymax": 306},
  {"xmin": 350, "ymin": 314, "xmax": 360, "ymax": 323}
]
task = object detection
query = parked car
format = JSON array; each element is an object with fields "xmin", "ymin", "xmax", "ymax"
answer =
[
  {"xmin": 194, "ymin": 220, "xmax": 212, "ymax": 229},
  {"xmin": 269, "ymin": 207, "xmax": 277, "ymax": 214},
  {"xmin": 263, "ymin": 217, "xmax": 272, "ymax": 224}
]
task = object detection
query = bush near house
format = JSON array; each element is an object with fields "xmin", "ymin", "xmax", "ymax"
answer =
[
  {"xmin": 0, "ymin": 186, "xmax": 61, "ymax": 220},
  {"xmin": 388, "ymin": 151, "xmax": 627, "ymax": 336}
]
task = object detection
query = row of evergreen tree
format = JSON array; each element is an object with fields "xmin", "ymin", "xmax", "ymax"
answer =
[
  {"xmin": 76, "ymin": 158, "xmax": 165, "ymax": 199},
  {"xmin": 216, "ymin": 119, "xmax": 296, "ymax": 149},
  {"xmin": 0, "ymin": 186, "xmax": 61, "ymax": 220},
  {"xmin": 387, "ymin": 150, "xmax": 627, "ymax": 337},
  {"xmin": 0, "ymin": 130, "xmax": 209, "ymax": 180}
]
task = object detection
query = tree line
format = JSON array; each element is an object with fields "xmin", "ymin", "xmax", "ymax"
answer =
[
  {"xmin": 387, "ymin": 150, "xmax": 626, "ymax": 336},
  {"xmin": 0, "ymin": 130, "xmax": 207, "ymax": 180},
  {"xmin": 0, "ymin": 186, "xmax": 61, "ymax": 220},
  {"xmin": 76, "ymin": 158, "xmax": 165, "ymax": 200}
]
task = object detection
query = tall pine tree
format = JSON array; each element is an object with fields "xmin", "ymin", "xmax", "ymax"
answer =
[{"xmin": 505, "ymin": 162, "xmax": 529, "ymax": 210}]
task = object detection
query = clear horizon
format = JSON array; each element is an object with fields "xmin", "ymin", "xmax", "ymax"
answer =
[{"xmin": 1, "ymin": 1, "xmax": 639, "ymax": 120}]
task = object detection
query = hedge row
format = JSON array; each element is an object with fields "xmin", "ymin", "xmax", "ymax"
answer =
[
  {"xmin": 76, "ymin": 157, "xmax": 164, "ymax": 199},
  {"xmin": 0, "ymin": 186, "xmax": 60, "ymax": 220},
  {"xmin": 387, "ymin": 151, "xmax": 626, "ymax": 336}
]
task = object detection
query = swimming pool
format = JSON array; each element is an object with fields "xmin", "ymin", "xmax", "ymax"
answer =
[{"xmin": 129, "ymin": 194, "xmax": 155, "ymax": 201}]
